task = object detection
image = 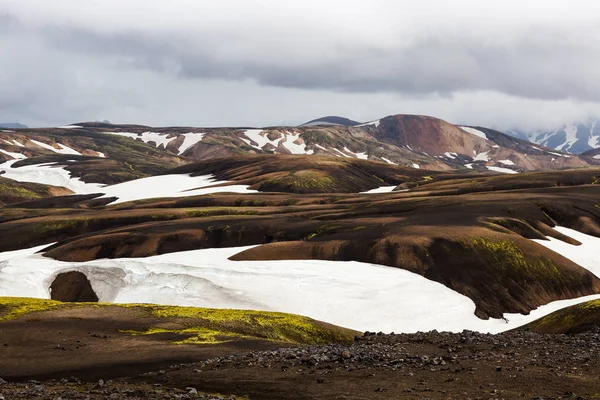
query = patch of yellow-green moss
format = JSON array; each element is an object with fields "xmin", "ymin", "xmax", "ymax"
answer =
[
  {"xmin": 119, "ymin": 327, "xmax": 247, "ymax": 345},
  {"xmin": 0, "ymin": 297, "xmax": 357, "ymax": 346},
  {"xmin": 143, "ymin": 306, "xmax": 357, "ymax": 345},
  {"xmin": 0, "ymin": 297, "xmax": 65, "ymax": 321},
  {"xmin": 522, "ymin": 299, "xmax": 600, "ymax": 333},
  {"xmin": 468, "ymin": 237, "xmax": 577, "ymax": 286}
]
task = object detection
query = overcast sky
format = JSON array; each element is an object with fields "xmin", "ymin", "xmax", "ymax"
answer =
[{"xmin": 1, "ymin": 0, "xmax": 600, "ymax": 130}]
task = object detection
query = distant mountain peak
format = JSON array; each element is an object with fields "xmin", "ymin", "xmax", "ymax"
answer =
[
  {"xmin": 300, "ymin": 116, "xmax": 361, "ymax": 127},
  {"xmin": 505, "ymin": 118, "xmax": 600, "ymax": 154},
  {"xmin": 0, "ymin": 122, "xmax": 28, "ymax": 129}
]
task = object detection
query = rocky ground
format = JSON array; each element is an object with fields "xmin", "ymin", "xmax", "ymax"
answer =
[{"xmin": 3, "ymin": 329, "xmax": 600, "ymax": 399}]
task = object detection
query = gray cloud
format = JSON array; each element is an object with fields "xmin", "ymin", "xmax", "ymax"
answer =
[{"xmin": 1, "ymin": 0, "xmax": 600, "ymax": 129}]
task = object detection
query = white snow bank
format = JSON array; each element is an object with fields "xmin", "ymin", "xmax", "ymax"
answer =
[
  {"xmin": 98, "ymin": 174, "xmax": 257, "ymax": 205},
  {"xmin": 360, "ymin": 186, "xmax": 397, "ymax": 194},
  {"xmin": 444, "ymin": 152, "xmax": 457, "ymax": 159},
  {"xmin": 355, "ymin": 120, "xmax": 381, "ymax": 128},
  {"xmin": 178, "ymin": 132, "xmax": 205, "ymax": 155},
  {"xmin": 343, "ymin": 147, "xmax": 368, "ymax": 160},
  {"xmin": 1, "ymin": 156, "xmax": 257, "ymax": 203},
  {"xmin": 412, "ymin": 163, "xmax": 420, "ymax": 169},
  {"xmin": 532, "ymin": 227, "xmax": 600, "ymax": 277},
  {"xmin": 465, "ymin": 163, "xmax": 473, "ymax": 169},
  {"xmin": 102, "ymin": 131, "xmax": 177, "ymax": 149},
  {"xmin": 593, "ymin": 155, "xmax": 600, "ymax": 160},
  {"xmin": 487, "ymin": 166, "xmax": 518, "ymax": 174},
  {"xmin": 460, "ymin": 126, "xmax": 488, "ymax": 140},
  {"xmin": 532, "ymin": 146, "xmax": 570, "ymax": 158},
  {"xmin": 381, "ymin": 157, "xmax": 397, "ymax": 165},
  {"xmin": 283, "ymin": 132, "xmax": 313, "ymax": 155},
  {"xmin": 241, "ymin": 130, "xmax": 313, "ymax": 155},
  {"xmin": 0, "ymin": 160, "xmax": 103, "ymax": 193},
  {"xmin": 3, "ymin": 241, "xmax": 600, "ymax": 334},
  {"xmin": 0, "ymin": 149, "xmax": 26, "ymax": 160},
  {"xmin": 56, "ymin": 125, "xmax": 82, "ymax": 129},
  {"xmin": 498, "ymin": 159, "xmax": 515, "ymax": 166},
  {"xmin": 30, "ymin": 140, "xmax": 81, "ymax": 155},
  {"xmin": 473, "ymin": 151, "xmax": 490, "ymax": 162}
]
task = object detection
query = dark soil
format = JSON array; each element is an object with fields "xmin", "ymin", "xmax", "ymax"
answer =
[{"xmin": 3, "ymin": 327, "xmax": 600, "ymax": 399}]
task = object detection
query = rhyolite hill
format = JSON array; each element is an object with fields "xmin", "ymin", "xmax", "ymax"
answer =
[{"xmin": 0, "ymin": 113, "xmax": 600, "ymax": 332}]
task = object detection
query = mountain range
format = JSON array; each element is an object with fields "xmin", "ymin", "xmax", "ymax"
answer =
[
  {"xmin": 2, "ymin": 114, "xmax": 594, "ymax": 181},
  {"xmin": 506, "ymin": 119, "xmax": 600, "ymax": 154}
]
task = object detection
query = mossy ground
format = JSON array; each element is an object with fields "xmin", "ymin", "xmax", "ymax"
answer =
[
  {"xmin": 0, "ymin": 297, "xmax": 358, "ymax": 346},
  {"xmin": 520, "ymin": 299, "xmax": 600, "ymax": 334}
]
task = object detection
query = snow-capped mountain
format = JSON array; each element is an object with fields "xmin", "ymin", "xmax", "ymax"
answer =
[{"xmin": 507, "ymin": 119, "xmax": 600, "ymax": 154}]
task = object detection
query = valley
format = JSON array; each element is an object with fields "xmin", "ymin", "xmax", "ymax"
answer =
[{"xmin": 1, "ymin": 115, "xmax": 600, "ymax": 399}]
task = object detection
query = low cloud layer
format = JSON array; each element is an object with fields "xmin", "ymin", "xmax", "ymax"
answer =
[{"xmin": 1, "ymin": 0, "xmax": 600, "ymax": 130}]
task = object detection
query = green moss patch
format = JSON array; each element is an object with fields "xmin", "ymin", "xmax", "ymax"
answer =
[{"xmin": 0, "ymin": 297, "xmax": 358, "ymax": 346}]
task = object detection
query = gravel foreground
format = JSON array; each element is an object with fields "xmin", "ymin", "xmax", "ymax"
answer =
[{"xmin": 3, "ymin": 329, "xmax": 600, "ymax": 399}]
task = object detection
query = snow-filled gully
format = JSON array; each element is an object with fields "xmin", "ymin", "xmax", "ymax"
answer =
[{"xmin": 1, "ymin": 227, "xmax": 599, "ymax": 334}]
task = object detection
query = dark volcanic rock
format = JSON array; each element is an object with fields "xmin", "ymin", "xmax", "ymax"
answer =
[{"xmin": 50, "ymin": 271, "xmax": 99, "ymax": 302}]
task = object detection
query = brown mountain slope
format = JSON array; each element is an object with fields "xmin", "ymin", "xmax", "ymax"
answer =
[
  {"xmin": 4, "ymin": 167, "xmax": 599, "ymax": 319},
  {"xmin": 0, "ymin": 177, "xmax": 73, "ymax": 206},
  {"xmin": 167, "ymin": 155, "xmax": 438, "ymax": 193},
  {"xmin": 3, "ymin": 115, "xmax": 591, "ymax": 181}
]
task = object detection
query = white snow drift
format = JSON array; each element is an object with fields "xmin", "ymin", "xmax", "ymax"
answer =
[
  {"xmin": 30, "ymin": 140, "xmax": 82, "ymax": 155},
  {"xmin": 0, "ymin": 157, "xmax": 256, "ymax": 204},
  {"xmin": 0, "ymin": 160, "xmax": 104, "ymax": 193},
  {"xmin": 240, "ymin": 129, "xmax": 314, "ymax": 155},
  {"xmin": 1, "ymin": 228, "xmax": 600, "ymax": 334},
  {"xmin": 532, "ymin": 227, "xmax": 600, "ymax": 277},
  {"xmin": 360, "ymin": 186, "xmax": 397, "ymax": 194},
  {"xmin": 460, "ymin": 126, "xmax": 488, "ymax": 140},
  {"xmin": 98, "ymin": 174, "xmax": 257, "ymax": 204}
]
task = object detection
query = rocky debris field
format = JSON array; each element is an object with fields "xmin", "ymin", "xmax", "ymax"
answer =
[
  {"xmin": 137, "ymin": 329, "xmax": 600, "ymax": 399},
  {"xmin": 0, "ymin": 377, "xmax": 240, "ymax": 400},
  {"xmin": 3, "ymin": 329, "xmax": 600, "ymax": 399}
]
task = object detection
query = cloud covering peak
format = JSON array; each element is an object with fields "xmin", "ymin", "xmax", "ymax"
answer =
[{"xmin": 1, "ymin": 0, "xmax": 600, "ymax": 130}]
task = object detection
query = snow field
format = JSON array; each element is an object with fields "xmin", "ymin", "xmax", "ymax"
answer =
[{"xmin": 1, "ymin": 226, "xmax": 599, "ymax": 334}]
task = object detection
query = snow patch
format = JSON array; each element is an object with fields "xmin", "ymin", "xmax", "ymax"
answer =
[
  {"xmin": 498, "ymin": 159, "xmax": 515, "ymax": 166},
  {"xmin": 178, "ymin": 132, "xmax": 205, "ymax": 155},
  {"xmin": 461, "ymin": 126, "xmax": 488, "ymax": 140},
  {"xmin": 343, "ymin": 147, "xmax": 368, "ymax": 159},
  {"xmin": 487, "ymin": 166, "xmax": 518, "ymax": 174},
  {"xmin": 473, "ymin": 151, "xmax": 490, "ymax": 162},
  {"xmin": 444, "ymin": 152, "xmax": 457, "ymax": 159},
  {"xmin": 56, "ymin": 125, "xmax": 82, "ymax": 129},
  {"xmin": 102, "ymin": 131, "xmax": 177, "ymax": 149},
  {"xmin": 0, "ymin": 160, "xmax": 104, "ymax": 193},
  {"xmin": 360, "ymin": 186, "xmax": 397, "ymax": 194},
  {"xmin": 283, "ymin": 132, "xmax": 313, "ymax": 155},
  {"xmin": 412, "ymin": 163, "xmax": 420, "ymax": 169},
  {"xmin": 532, "ymin": 227, "xmax": 600, "ymax": 278},
  {"xmin": 30, "ymin": 140, "xmax": 82, "ymax": 155},
  {"xmin": 0, "ymin": 149, "xmax": 26, "ymax": 160},
  {"xmin": 531, "ymin": 146, "xmax": 570, "ymax": 158},
  {"xmin": 465, "ymin": 163, "xmax": 473, "ymax": 169},
  {"xmin": 381, "ymin": 157, "xmax": 397, "ymax": 165},
  {"xmin": 98, "ymin": 174, "xmax": 257, "ymax": 205},
  {"xmin": 355, "ymin": 120, "xmax": 380, "ymax": 128},
  {"xmin": 96, "ymin": 151, "xmax": 106, "ymax": 158}
]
